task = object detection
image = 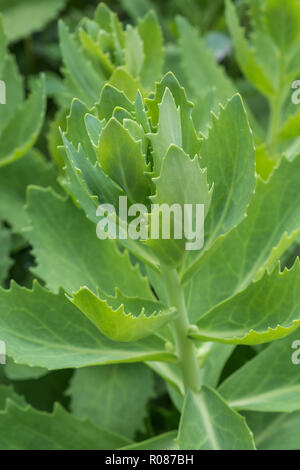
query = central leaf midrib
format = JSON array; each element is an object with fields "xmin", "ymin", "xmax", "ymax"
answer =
[{"xmin": 228, "ymin": 384, "xmax": 300, "ymax": 409}]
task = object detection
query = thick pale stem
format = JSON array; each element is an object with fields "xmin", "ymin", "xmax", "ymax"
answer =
[
  {"xmin": 267, "ymin": 56, "xmax": 287, "ymax": 156},
  {"xmin": 163, "ymin": 268, "xmax": 201, "ymax": 392},
  {"xmin": 267, "ymin": 94, "xmax": 283, "ymax": 155}
]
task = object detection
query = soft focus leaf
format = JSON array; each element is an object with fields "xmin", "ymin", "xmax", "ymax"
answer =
[
  {"xmin": 219, "ymin": 330, "xmax": 300, "ymax": 412},
  {"xmin": 178, "ymin": 387, "xmax": 255, "ymax": 450},
  {"xmin": 68, "ymin": 363, "xmax": 155, "ymax": 439},
  {"xmin": 0, "ymin": 401, "xmax": 128, "ymax": 450}
]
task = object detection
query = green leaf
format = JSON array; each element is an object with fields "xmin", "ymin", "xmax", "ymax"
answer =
[
  {"xmin": 97, "ymin": 117, "xmax": 150, "ymax": 203},
  {"xmin": 65, "ymin": 98, "xmax": 97, "ymax": 164},
  {"xmin": 0, "ymin": 150, "xmax": 58, "ymax": 233},
  {"xmin": 197, "ymin": 94, "xmax": 256, "ymax": 252},
  {"xmin": 254, "ymin": 230, "xmax": 300, "ymax": 281},
  {"xmin": 138, "ymin": 11, "xmax": 163, "ymax": 91},
  {"xmin": 0, "ymin": 225, "xmax": 12, "ymax": 284},
  {"xmin": 96, "ymin": 83, "xmax": 134, "ymax": 121},
  {"xmin": 0, "ymin": 401, "xmax": 128, "ymax": 450},
  {"xmin": 244, "ymin": 411, "xmax": 300, "ymax": 450},
  {"xmin": 255, "ymin": 144, "xmax": 277, "ymax": 180},
  {"xmin": 79, "ymin": 26, "xmax": 113, "ymax": 79},
  {"xmin": 219, "ymin": 329, "xmax": 300, "ymax": 412},
  {"xmin": 189, "ymin": 261, "xmax": 300, "ymax": 345},
  {"xmin": 26, "ymin": 186, "xmax": 154, "ymax": 299},
  {"xmin": 278, "ymin": 107, "xmax": 300, "ymax": 141},
  {"xmin": 119, "ymin": 0, "xmax": 152, "ymax": 21},
  {"xmin": 150, "ymin": 145, "xmax": 211, "ymax": 216},
  {"xmin": 265, "ymin": 0, "xmax": 300, "ymax": 51},
  {"xmin": 200, "ymin": 343, "xmax": 235, "ymax": 388},
  {"xmin": 0, "ymin": 77, "xmax": 46, "ymax": 167},
  {"xmin": 85, "ymin": 113, "xmax": 105, "ymax": 147},
  {"xmin": 252, "ymin": 29, "xmax": 280, "ymax": 88},
  {"xmin": 8, "ymin": 369, "xmax": 74, "ymax": 414},
  {"xmin": 0, "ymin": 0, "xmax": 67, "ymax": 43},
  {"xmin": 176, "ymin": 16, "xmax": 235, "ymax": 106},
  {"xmin": 113, "ymin": 105, "xmax": 135, "ymax": 122},
  {"xmin": 61, "ymin": 133, "xmax": 123, "ymax": 214},
  {"xmin": 4, "ymin": 357, "xmax": 47, "ymax": 381},
  {"xmin": 124, "ymin": 25, "xmax": 145, "ymax": 78},
  {"xmin": 121, "ymin": 431, "xmax": 178, "ymax": 450},
  {"xmin": 0, "ymin": 386, "xmax": 26, "ymax": 409},
  {"xmin": 146, "ymin": 72, "xmax": 201, "ymax": 159},
  {"xmin": 135, "ymin": 90, "xmax": 150, "ymax": 133},
  {"xmin": 0, "ymin": 15, "xmax": 6, "ymax": 65},
  {"xmin": 247, "ymin": 0, "xmax": 266, "ymax": 31},
  {"xmin": 177, "ymin": 387, "xmax": 255, "ymax": 450},
  {"xmin": 0, "ymin": 388, "xmax": 26, "ymax": 410},
  {"xmin": 149, "ymin": 87, "xmax": 182, "ymax": 174},
  {"xmin": 123, "ymin": 118, "xmax": 147, "ymax": 154},
  {"xmin": 225, "ymin": 0, "xmax": 275, "ymax": 98},
  {"xmin": 286, "ymin": 38, "xmax": 300, "ymax": 78},
  {"xmin": 68, "ymin": 363, "xmax": 155, "ymax": 439},
  {"xmin": 183, "ymin": 156, "xmax": 300, "ymax": 322},
  {"xmin": 0, "ymin": 282, "xmax": 176, "ymax": 369},
  {"xmin": 94, "ymin": 2, "xmax": 113, "ymax": 32},
  {"xmin": 58, "ymin": 141, "xmax": 102, "ymax": 229},
  {"xmin": 109, "ymin": 67, "xmax": 140, "ymax": 102},
  {"xmin": 146, "ymin": 145, "xmax": 212, "ymax": 268},
  {"xmin": 94, "ymin": 2, "xmax": 123, "ymax": 36},
  {"xmin": 94, "ymin": 2, "xmax": 125, "ymax": 64},
  {"xmin": 147, "ymin": 360, "xmax": 184, "ymax": 397},
  {"xmin": 47, "ymin": 108, "xmax": 67, "ymax": 167},
  {"xmin": 71, "ymin": 287, "xmax": 176, "ymax": 342},
  {"xmin": 59, "ymin": 20, "xmax": 102, "ymax": 108},
  {"xmin": 0, "ymin": 54, "xmax": 23, "ymax": 133}
]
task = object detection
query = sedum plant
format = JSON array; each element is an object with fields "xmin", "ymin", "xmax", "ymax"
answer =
[{"xmin": 1, "ymin": 0, "xmax": 300, "ymax": 451}]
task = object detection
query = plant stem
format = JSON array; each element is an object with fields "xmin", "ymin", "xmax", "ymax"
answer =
[
  {"xmin": 267, "ymin": 56, "xmax": 287, "ymax": 156},
  {"xmin": 163, "ymin": 268, "xmax": 201, "ymax": 392},
  {"xmin": 267, "ymin": 92, "xmax": 283, "ymax": 156}
]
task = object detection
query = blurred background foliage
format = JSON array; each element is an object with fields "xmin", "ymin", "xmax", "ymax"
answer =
[
  {"xmin": 2, "ymin": 0, "xmax": 248, "ymax": 158},
  {"xmin": 3, "ymin": 0, "xmax": 241, "ymax": 83}
]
